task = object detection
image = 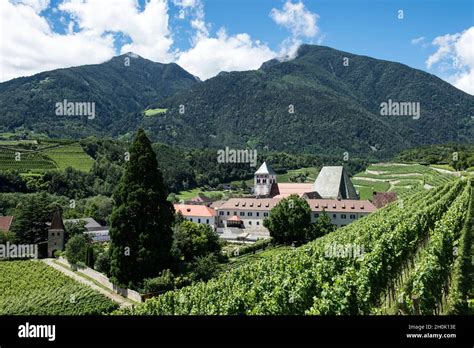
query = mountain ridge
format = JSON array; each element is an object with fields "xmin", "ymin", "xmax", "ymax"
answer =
[
  {"xmin": 144, "ymin": 44, "xmax": 473, "ymax": 158},
  {"xmin": 1, "ymin": 45, "xmax": 472, "ymax": 159},
  {"xmin": 0, "ymin": 52, "xmax": 199, "ymax": 137}
]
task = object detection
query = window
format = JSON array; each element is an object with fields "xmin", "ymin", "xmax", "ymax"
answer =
[
  {"xmin": 256, "ymin": 212, "xmax": 260, "ymax": 217},
  {"xmin": 240, "ymin": 212, "xmax": 245, "ymax": 216},
  {"xmin": 264, "ymin": 212, "xmax": 269, "ymax": 217},
  {"xmin": 206, "ymin": 219, "xmax": 209, "ymax": 224},
  {"xmin": 198, "ymin": 218, "xmax": 201, "ymax": 223},
  {"xmin": 257, "ymin": 179, "xmax": 260, "ymax": 184},
  {"xmin": 189, "ymin": 218, "xmax": 193, "ymax": 222},
  {"xmin": 341, "ymin": 214, "xmax": 346, "ymax": 219},
  {"xmin": 248, "ymin": 212, "xmax": 252, "ymax": 216},
  {"xmin": 314, "ymin": 214, "xmax": 319, "ymax": 218},
  {"xmin": 256, "ymin": 221, "xmax": 260, "ymax": 226},
  {"xmin": 234, "ymin": 211, "xmax": 237, "ymax": 216},
  {"xmin": 350, "ymin": 214, "xmax": 356, "ymax": 219},
  {"xmin": 219, "ymin": 211, "xmax": 224, "ymax": 216},
  {"xmin": 227, "ymin": 211, "xmax": 230, "ymax": 216},
  {"xmin": 333, "ymin": 214, "xmax": 337, "ymax": 218},
  {"xmin": 249, "ymin": 221, "xmax": 252, "ymax": 225}
]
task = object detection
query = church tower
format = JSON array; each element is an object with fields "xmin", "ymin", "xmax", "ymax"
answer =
[
  {"xmin": 48, "ymin": 208, "xmax": 65, "ymax": 258},
  {"xmin": 254, "ymin": 162, "xmax": 277, "ymax": 197}
]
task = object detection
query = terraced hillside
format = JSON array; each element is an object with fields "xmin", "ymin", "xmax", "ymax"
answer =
[
  {"xmin": 0, "ymin": 142, "xmax": 93, "ymax": 173},
  {"xmin": 353, "ymin": 163, "xmax": 455, "ymax": 199},
  {"xmin": 118, "ymin": 179, "xmax": 472, "ymax": 315}
]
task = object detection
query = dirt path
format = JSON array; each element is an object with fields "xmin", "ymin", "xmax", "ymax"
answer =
[{"xmin": 42, "ymin": 258, "xmax": 134, "ymax": 308}]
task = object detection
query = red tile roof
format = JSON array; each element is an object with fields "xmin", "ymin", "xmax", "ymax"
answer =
[
  {"xmin": 306, "ymin": 199, "xmax": 377, "ymax": 213},
  {"xmin": 269, "ymin": 183, "xmax": 314, "ymax": 198},
  {"xmin": 218, "ymin": 198, "xmax": 282, "ymax": 211},
  {"xmin": 228, "ymin": 215, "xmax": 242, "ymax": 221},
  {"xmin": 0, "ymin": 216, "xmax": 13, "ymax": 232},
  {"xmin": 174, "ymin": 204, "xmax": 216, "ymax": 217},
  {"xmin": 218, "ymin": 198, "xmax": 376, "ymax": 213}
]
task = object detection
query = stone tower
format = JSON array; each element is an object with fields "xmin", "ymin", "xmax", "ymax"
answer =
[
  {"xmin": 48, "ymin": 208, "xmax": 65, "ymax": 258},
  {"xmin": 254, "ymin": 162, "xmax": 276, "ymax": 197}
]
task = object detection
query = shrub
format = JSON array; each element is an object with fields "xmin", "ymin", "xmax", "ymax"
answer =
[
  {"xmin": 65, "ymin": 234, "xmax": 90, "ymax": 264},
  {"xmin": 171, "ymin": 221, "xmax": 221, "ymax": 262},
  {"xmin": 94, "ymin": 253, "xmax": 111, "ymax": 275},
  {"xmin": 143, "ymin": 269, "xmax": 175, "ymax": 293},
  {"xmin": 191, "ymin": 254, "xmax": 221, "ymax": 281}
]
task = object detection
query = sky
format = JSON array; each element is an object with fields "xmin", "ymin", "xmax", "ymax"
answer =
[{"xmin": 1, "ymin": 0, "xmax": 473, "ymax": 94}]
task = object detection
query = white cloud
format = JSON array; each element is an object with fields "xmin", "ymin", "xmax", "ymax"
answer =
[
  {"xmin": 0, "ymin": 0, "xmax": 115, "ymax": 82},
  {"xmin": 176, "ymin": 28, "xmax": 276, "ymax": 80},
  {"xmin": 270, "ymin": 0, "xmax": 318, "ymax": 38},
  {"xmin": 411, "ymin": 36, "xmax": 425, "ymax": 45},
  {"xmin": 172, "ymin": 0, "xmax": 197, "ymax": 8},
  {"xmin": 426, "ymin": 27, "xmax": 474, "ymax": 95},
  {"xmin": 11, "ymin": 0, "xmax": 50, "ymax": 13},
  {"xmin": 1, "ymin": 0, "xmax": 321, "ymax": 82},
  {"xmin": 59, "ymin": 0, "xmax": 174, "ymax": 63},
  {"xmin": 174, "ymin": 0, "xmax": 276, "ymax": 80},
  {"xmin": 270, "ymin": 0, "xmax": 320, "ymax": 59}
]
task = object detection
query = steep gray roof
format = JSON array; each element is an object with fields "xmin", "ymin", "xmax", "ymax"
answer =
[
  {"xmin": 312, "ymin": 166, "xmax": 358, "ymax": 200},
  {"xmin": 255, "ymin": 161, "xmax": 276, "ymax": 175}
]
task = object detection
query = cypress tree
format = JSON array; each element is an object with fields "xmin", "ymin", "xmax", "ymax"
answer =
[{"xmin": 109, "ymin": 129, "xmax": 175, "ymax": 287}]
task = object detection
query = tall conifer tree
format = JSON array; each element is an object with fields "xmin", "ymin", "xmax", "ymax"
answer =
[{"xmin": 109, "ymin": 129, "xmax": 174, "ymax": 287}]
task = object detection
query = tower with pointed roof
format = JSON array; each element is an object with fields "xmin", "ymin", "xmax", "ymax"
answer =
[
  {"xmin": 48, "ymin": 208, "xmax": 65, "ymax": 257},
  {"xmin": 254, "ymin": 162, "xmax": 277, "ymax": 197}
]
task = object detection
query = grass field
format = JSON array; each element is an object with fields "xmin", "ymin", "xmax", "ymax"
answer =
[
  {"xmin": 144, "ymin": 108, "xmax": 167, "ymax": 116},
  {"xmin": 277, "ymin": 167, "xmax": 319, "ymax": 183},
  {"xmin": 0, "ymin": 140, "xmax": 38, "ymax": 146},
  {"xmin": 0, "ymin": 260, "xmax": 118, "ymax": 315},
  {"xmin": 174, "ymin": 188, "xmax": 228, "ymax": 201},
  {"xmin": 352, "ymin": 179, "xmax": 391, "ymax": 200}
]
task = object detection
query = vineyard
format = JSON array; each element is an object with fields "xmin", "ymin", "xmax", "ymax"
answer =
[
  {"xmin": 0, "ymin": 260, "xmax": 118, "ymax": 315},
  {"xmin": 0, "ymin": 147, "xmax": 57, "ymax": 172},
  {"xmin": 118, "ymin": 179, "xmax": 472, "ymax": 315},
  {"xmin": 44, "ymin": 144, "xmax": 94, "ymax": 172},
  {"xmin": 0, "ymin": 143, "xmax": 93, "ymax": 173}
]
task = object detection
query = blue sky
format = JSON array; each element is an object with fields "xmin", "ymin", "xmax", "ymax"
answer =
[{"xmin": 2, "ymin": 0, "xmax": 473, "ymax": 93}]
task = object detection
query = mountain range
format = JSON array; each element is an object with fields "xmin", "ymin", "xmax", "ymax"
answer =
[{"xmin": 1, "ymin": 45, "xmax": 472, "ymax": 158}]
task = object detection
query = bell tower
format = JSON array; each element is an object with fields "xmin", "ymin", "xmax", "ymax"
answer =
[
  {"xmin": 254, "ymin": 162, "xmax": 276, "ymax": 197},
  {"xmin": 48, "ymin": 208, "xmax": 65, "ymax": 258}
]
